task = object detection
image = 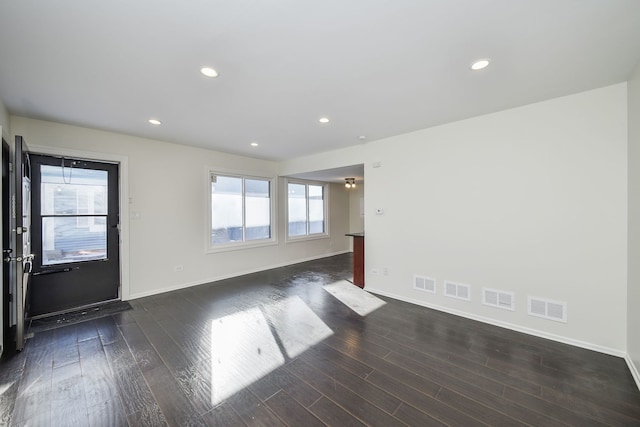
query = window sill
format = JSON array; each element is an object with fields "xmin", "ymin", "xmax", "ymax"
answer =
[{"xmin": 285, "ymin": 234, "xmax": 330, "ymax": 244}]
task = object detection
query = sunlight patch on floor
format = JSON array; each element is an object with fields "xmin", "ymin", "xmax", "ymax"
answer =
[
  {"xmin": 210, "ymin": 307, "xmax": 284, "ymax": 405},
  {"xmin": 263, "ymin": 296, "xmax": 333, "ymax": 358},
  {"xmin": 210, "ymin": 296, "xmax": 333, "ymax": 404},
  {"xmin": 323, "ymin": 280, "xmax": 386, "ymax": 316}
]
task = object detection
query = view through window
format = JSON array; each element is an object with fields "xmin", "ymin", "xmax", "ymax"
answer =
[
  {"xmin": 287, "ymin": 181, "xmax": 327, "ymax": 238},
  {"xmin": 211, "ymin": 173, "xmax": 273, "ymax": 247}
]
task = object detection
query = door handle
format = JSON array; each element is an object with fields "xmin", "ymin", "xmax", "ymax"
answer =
[{"xmin": 32, "ymin": 266, "xmax": 79, "ymax": 276}]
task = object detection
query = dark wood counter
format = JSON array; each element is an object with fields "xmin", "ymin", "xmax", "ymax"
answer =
[{"xmin": 345, "ymin": 232, "xmax": 364, "ymax": 288}]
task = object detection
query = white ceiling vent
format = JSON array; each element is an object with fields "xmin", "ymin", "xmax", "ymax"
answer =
[
  {"xmin": 483, "ymin": 288, "xmax": 515, "ymax": 311},
  {"xmin": 413, "ymin": 275, "xmax": 436, "ymax": 293},
  {"xmin": 527, "ymin": 296, "xmax": 567, "ymax": 323},
  {"xmin": 444, "ymin": 281, "xmax": 471, "ymax": 301}
]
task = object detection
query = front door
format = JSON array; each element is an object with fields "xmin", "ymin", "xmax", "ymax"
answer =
[
  {"xmin": 8, "ymin": 136, "xmax": 33, "ymax": 351},
  {"xmin": 29, "ymin": 154, "xmax": 120, "ymax": 317}
]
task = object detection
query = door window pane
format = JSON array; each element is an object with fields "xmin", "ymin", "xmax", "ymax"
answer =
[
  {"xmin": 40, "ymin": 165, "xmax": 108, "ymax": 215},
  {"xmin": 211, "ymin": 176, "xmax": 243, "ymax": 244},
  {"xmin": 42, "ymin": 216, "xmax": 107, "ymax": 265}
]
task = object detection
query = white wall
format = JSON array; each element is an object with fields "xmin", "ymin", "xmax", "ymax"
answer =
[
  {"xmin": 0, "ymin": 98, "xmax": 8, "ymax": 141},
  {"xmin": 10, "ymin": 117, "xmax": 350, "ymax": 299},
  {"xmin": 279, "ymin": 145, "xmax": 365, "ymax": 177},
  {"xmin": 349, "ymin": 182, "xmax": 365, "ymax": 234},
  {"xmin": 364, "ymin": 84, "xmax": 628, "ymax": 354},
  {"xmin": 627, "ymin": 64, "xmax": 640, "ymax": 385}
]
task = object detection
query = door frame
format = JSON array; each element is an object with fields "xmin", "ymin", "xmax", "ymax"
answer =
[{"xmin": 28, "ymin": 144, "xmax": 131, "ymax": 301}]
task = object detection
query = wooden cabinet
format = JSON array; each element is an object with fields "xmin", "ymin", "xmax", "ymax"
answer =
[{"xmin": 346, "ymin": 233, "xmax": 364, "ymax": 288}]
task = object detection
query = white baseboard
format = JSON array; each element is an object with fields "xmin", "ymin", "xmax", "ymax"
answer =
[
  {"xmin": 366, "ymin": 287, "xmax": 626, "ymax": 358},
  {"xmin": 625, "ymin": 353, "xmax": 640, "ymax": 391},
  {"xmin": 128, "ymin": 250, "xmax": 350, "ymax": 300}
]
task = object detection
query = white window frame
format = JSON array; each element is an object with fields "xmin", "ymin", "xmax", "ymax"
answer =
[
  {"xmin": 285, "ymin": 178, "xmax": 330, "ymax": 242},
  {"xmin": 207, "ymin": 170, "xmax": 277, "ymax": 253}
]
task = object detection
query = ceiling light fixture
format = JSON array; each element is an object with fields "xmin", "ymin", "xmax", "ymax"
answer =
[
  {"xmin": 319, "ymin": 117, "xmax": 330, "ymax": 124},
  {"xmin": 250, "ymin": 142, "xmax": 259, "ymax": 147},
  {"xmin": 471, "ymin": 59, "xmax": 490, "ymax": 71},
  {"xmin": 200, "ymin": 67, "xmax": 219, "ymax": 77},
  {"xmin": 148, "ymin": 119, "xmax": 161, "ymax": 125},
  {"xmin": 344, "ymin": 178, "xmax": 356, "ymax": 189}
]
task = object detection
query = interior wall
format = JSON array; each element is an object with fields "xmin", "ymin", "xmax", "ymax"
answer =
[
  {"xmin": 349, "ymin": 182, "xmax": 365, "ymax": 233},
  {"xmin": 0, "ymin": 99, "xmax": 8, "ymax": 141},
  {"xmin": 10, "ymin": 117, "xmax": 350, "ymax": 299},
  {"xmin": 364, "ymin": 83, "xmax": 628, "ymax": 354},
  {"xmin": 627, "ymin": 63, "xmax": 640, "ymax": 385}
]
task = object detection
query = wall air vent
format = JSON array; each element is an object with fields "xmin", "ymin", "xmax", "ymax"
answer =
[
  {"xmin": 527, "ymin": 296, "xmax": 567, "ymax": 323},
  {"xmin": 444, "ymin": 281, "xmax": 471, "ymax": 301},
  {"xmin": 483, "ymin": 288, "xmax": 515, "ymax": 311},
  {"xmin": 413, "ymin": 275, "xmax": 436, "ymax": 293}
]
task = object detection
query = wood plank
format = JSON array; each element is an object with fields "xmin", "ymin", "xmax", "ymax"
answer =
[
  {"xmin": 264, "ymin": 390, "xmax": 325, "ymax": 427},
  {"xmin": 102, "ymin": 333, "xmax": 166, "ymax": 424},
  {"xmin": 308, "ymin": 396, "xmax": 366, "ymax": 427},
  {"xmin": 143, "ymin": 363, "xmax": 207, "ymax": 426},
  {"xmin": 50, "ymin": 362, "xmax": 89, "ymax": 426},
  {"xmin": 249, "ymin": 365, "xmax": 322, "ymax": 408},
  {"xmin": 78, "ymin": 337, "xmax": 121, "ymax": 409},
  {"xmin": 365, "ymin": 370, "xmax": 486, "ymax": 427},
  {"xmin": 227, "ymin": 387, "xmax": 286, "ymax": 427},
  {"xmin": 86, "ymin": 399, "xmax": 128, "ymax": 427},
  {"xmin": 299, "ymin": 346, "xmax": 402, "ymax": 414},
  {"xmin": 201, "ymin": 403, "xmax": 247, "ymax": 427},
  {"xmin": 286, "ymin": 358, "xmax": 405, "ymax": 427}
]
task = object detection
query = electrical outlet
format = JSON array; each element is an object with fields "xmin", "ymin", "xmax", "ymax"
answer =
[
  {"xmin": 383, "ymin": 267, "xmax": 389, "ymax": 276},
  {"xmin": 174, "ymin": 265, "xmax": 184, "ymax": 272}
]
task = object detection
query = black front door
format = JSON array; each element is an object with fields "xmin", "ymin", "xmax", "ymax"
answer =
[
  {"xmin": 8, "ymin": 136, "xmax": 33, "ymax": 351},
  {"xmin": 2, "ymin": 138, "xmax": 11, "ymax": 349},
  {"xmin": 29, "ymin": 154, "xmax": 120, "ymax": 317}
]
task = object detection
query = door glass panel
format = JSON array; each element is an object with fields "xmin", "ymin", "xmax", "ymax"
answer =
[
  {"xmin": 40, "ymin": 165, "xmax": 108, "ymax": 215},
  {"xmin": 42, "ymin": 216, "xmax": 107, "ymax": 265}
]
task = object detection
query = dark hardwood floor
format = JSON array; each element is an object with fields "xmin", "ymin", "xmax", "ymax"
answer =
[{"xmin": 1, "ymin": 253, "xmax": 639, "ymax": 426}]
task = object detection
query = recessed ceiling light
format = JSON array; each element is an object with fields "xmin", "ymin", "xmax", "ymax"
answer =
[
  {"xmin": 319, "ymin": 117, "xmax": 330, "ymax": 123},
  {"xmin": 148, "ymin": 119, "xmax": 161, "ymax": 125},
  {"xmin": 200, "ymin": 67, "xmax": 219, "ymax": 78},
  {"xmin": 358, "ymin": 135, "xmax": 366, "ymax": 141},
  {"xmin": 471, "ymin": 59, "xmax": 490, "ymax": 71},
  {"xmin": 250, "ymin": 142, "xmax": 259, "ymax": 147}
]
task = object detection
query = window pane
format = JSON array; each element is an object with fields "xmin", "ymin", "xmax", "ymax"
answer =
[
  {"xmin": 288, "ymin": 183, "xmax": 307, "ymax": 236},
  {"xmin": 212, "ymin": 176, "xmax": 243, "ymax": 244},
  {"xmin": 42, "ymin": 216, "xmax": 106, "ymax": 265},
  {"xmin": 41, "ymin": 165, "xmax": 108, "ymax": 215},
  {"xmin": 245, "ymin": 179, "xmax": 271, "ymax": 241},
  {"xmin": 308, "ymin": 185, "xmax": 325, "ymax": 234}
]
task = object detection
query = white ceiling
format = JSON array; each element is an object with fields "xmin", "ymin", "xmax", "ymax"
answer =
[{"xmin": 1, "ymin": 1, "xmax": 640, "ymax": 162}]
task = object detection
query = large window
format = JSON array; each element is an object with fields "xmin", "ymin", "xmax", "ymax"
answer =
[
  {"xmin": 287, "ymin": 180, "xmax": 328, "ymax": 239},
  {"xmin": 210, "ymin": 173, "xmax": 275, "ymax": 249}
]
